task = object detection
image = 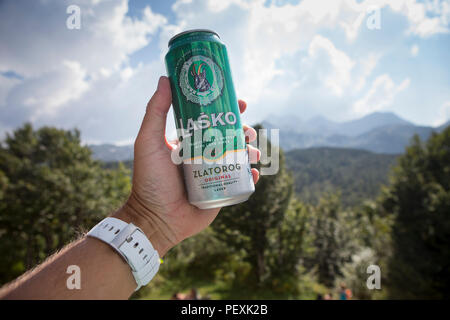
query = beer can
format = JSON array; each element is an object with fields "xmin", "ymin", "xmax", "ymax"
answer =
[{"xmin": 165, "ymin": 29, "xmax": 255, "ymax": 209}]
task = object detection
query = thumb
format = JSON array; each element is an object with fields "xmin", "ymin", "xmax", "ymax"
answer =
[{"xmin": 137, "ymin": 76, "xmax": 172, "ymax": 146}]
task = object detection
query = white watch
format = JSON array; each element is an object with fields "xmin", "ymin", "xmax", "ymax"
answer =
[{"xmin": 87, "ymin": 217, "xmax": 160, "ymax": 291}]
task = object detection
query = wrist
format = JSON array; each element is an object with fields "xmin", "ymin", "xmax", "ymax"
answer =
[{"xmin": 111, "ymin": 194, "xmax": 175, "ymax": 257}]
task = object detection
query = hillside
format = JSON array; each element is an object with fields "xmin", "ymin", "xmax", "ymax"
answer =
[
  {"xmin": 100, "ymin": 146, "xmax": 398, "ymax": 207},
  {"xmin": 263, "ymin": 111, "xmax": 446, "ymax": 154},
  {"xmin": 89, "ymin": 112, "xmax": 448, "ymax": 161},
  {"xmin": 89, "ymin": 143, "xmax": 133, "ymax": 162},
  {"xmin": 285, "ymin": 147, "xmax": 398, "ymax": 206}
]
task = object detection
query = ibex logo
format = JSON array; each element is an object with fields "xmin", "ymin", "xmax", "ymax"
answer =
[{"xmin": 180, "ymin": 55, "xmax": 223, "ymax": 106}]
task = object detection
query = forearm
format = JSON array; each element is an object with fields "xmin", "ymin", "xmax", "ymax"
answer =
[
  {"xmin": 0, "ymin": 236, "xmax": 137, "ymax": 299},
  {"xmin": 0, "ymin": 204, "xmax": 172, "ymax": 300}
]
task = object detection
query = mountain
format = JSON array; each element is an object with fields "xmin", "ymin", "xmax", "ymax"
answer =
[
  {"xmin": 88, "ymin": 112, "xmax": 449, "ymax": 161},
  {"xmin": 285, "ymin": 147, "xmax": 398, "ymax": 206},
  {"xmin": 99, "ymin": 146, "xmax": 398, "ymax": 207},
  {"xmin": 437, "ymin": 120, "xmax": 450, "ymax": 132},
  {"xmin": 347, "ymin": 124, "xmax": 434, "ymax": 154},
  {"xmin": 263, "ymin": 111, "xmax": 411, "ymax": 136},
  {"xmin": 263, "ymin": 111, "xmax": 445, "ymax": 154},
  {"xmin": 262, "ymin": 113, "xmax": 302, "ymax": 132},
  {"xmin": 89, "ymin": 144, "xmax": 133, "ymax": 162},
  {"xmin": 335, "ymin": 112, "xmax": 412, "ymax": 136}
]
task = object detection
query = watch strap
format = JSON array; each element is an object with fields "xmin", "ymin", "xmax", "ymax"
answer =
[{"xmin": 87, "ymin": 217, "xmax": 160, "ymax": 291}]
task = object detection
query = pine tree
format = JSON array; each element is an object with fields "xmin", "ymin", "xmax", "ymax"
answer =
[
  {"xmin": 0, "ymin": 124, "xmax": 131, "ymax": 284},
  {"xmin": 211, "ymin": 125, "xmax": 293, "ymax": 284},
  {"xmin": 309, "ymin": 194, "xmax": 358, "ymax": 287},
  {"xmin": 381, "ymin": 128, "xmax": 450, "ymax": 299}
]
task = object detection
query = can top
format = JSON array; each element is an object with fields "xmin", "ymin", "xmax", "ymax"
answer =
[{"xmin": 168, "ymin": 29, "xmax": 220, "ymax": 47}]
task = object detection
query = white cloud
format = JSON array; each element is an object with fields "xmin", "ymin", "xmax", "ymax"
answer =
[
  {"xmin": 353, "ymin": 74, "xmax": 411, "ymax": 115},
  {"xmin": 0, "ymin": 75, "xmax": 20, "ymax": 107},
  {"xmin": 1, "ymin": 0, "xmax": 448, "ymax": 142},
  {"xmin": 308, "ymin": 35, "xmax": 355, "ymax": 96},
  {"xmin": 388, "ymin": 0, "xmax": 450, "ymax": 37},
  {"xmin": 354, "ymin": 54, "xmax": 380, "ymax": 92},
  {"xmin": 411, "ymin": 44, "xmax": 419, "ymax": 57},
  {"xmin": 342, "ymin": 0, "xmax": 450, "ymax": 38},
  {"xmin": 0, "ymin": 0, "xmax": 167, "ymax": 139},
  {"xmin": 30, "ymin": 60, "xmax": 89, "ymax": 120},
  {"xmin": 0, "ymin": 1, "xmax": 166, "ymax": 77},
  {"xmin": 435, "ymin": 100, "xmax": 450, "ymax": 126}
]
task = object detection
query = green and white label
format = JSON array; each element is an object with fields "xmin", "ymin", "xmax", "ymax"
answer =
[{"xmin": 179, "ymin": 55, "xmax": 224, "ymax": 106}]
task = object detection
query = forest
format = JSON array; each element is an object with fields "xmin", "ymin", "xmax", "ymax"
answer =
[{"xmin": 1, "ymin": 123, "xmax": 449, "ymax": 299}]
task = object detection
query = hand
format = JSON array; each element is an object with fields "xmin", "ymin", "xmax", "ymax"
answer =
[{"xmin": 113, "ymin": 76, "xmax": 260, "ymax": 257}]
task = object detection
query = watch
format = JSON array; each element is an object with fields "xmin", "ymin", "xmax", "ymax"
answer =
[{"xmin": 87, "ymin": 217, "xmax": 160, "ymax": 291}]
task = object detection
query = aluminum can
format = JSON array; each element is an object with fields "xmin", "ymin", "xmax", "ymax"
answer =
[{"xmin": 165, "ymin": 29, "xmax": 254, "ymax": 209}]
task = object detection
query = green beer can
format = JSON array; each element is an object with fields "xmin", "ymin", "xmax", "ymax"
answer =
[{"xmin": 165, "ymin": 29, "xmax": 255, "ymax": 209}]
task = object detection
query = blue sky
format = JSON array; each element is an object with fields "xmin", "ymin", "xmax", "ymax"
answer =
[{"xmin": 0, "ymin": 0, "xmax": 449, "ymax": 144}]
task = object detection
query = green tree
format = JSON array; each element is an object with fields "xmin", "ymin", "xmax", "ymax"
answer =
[
  {"xmin": 339, "ymin": 201, "xmax": 393, "ymax": 299},
  {"xmin": 266, "ymin": 198, "xmax": 312, "ymax": 293},
  {"xmin": 211, "ymin": 125, "xmax": 293, "ymax": 285},
  {"xmin": 0, "ymin": 124, "xmax": 131, "ymax": 284},
  {"xmin": 309, "ymin": 194, "xmax": 358, "ymax": 287},
  {"xmin": 381, "ymin": 128, "xmax": 450, "ymax": 299}
]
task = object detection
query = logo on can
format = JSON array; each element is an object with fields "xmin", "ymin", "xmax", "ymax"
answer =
[{"xmin": 179, "ymin": 55, "xmax": 224, "ymax": 106}]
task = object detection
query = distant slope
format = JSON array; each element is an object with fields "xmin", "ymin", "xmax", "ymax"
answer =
[
  {"xmin": 271, "ymin": 122, "xmax": 439, "ymax": 154},
  {"xmin": 89, "ymin": 112, "xmax": 448, "ymax": 160},
  {"xmin": 285, "ymin": 147, "xmax": 398, "ymax": 206},
  {"xmin": 335, "ymin": 112, "xmax": 412, "ymax": 136},
  {"xmin": 101, "ymin": 146, "xmax": 398, "ymax": 207},
  {"xmin": 89, "ymin": 144, "xmax": 133, "ymax": 162},
  {"xmin": 348, "ymin": 124, "xmax": 434, "ymax": 154},
  {"xmin": 262, "ymin": 111, "xmax": 446, "ymax": 154}
]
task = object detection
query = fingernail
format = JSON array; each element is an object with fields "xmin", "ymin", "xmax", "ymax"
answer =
[{"xmin": 157, "ymin": 76, "xmax": 164, "ymax": 90}]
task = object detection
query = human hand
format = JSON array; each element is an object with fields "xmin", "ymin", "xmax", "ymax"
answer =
[{"xmin": 113, "ymin": 76, "xmax": 260, "ymax": 256}]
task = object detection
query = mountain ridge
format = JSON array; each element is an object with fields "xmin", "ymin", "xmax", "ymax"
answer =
[
  {"xmin": 89, "ymin": 111, "xmax": 449, "ymax": 161},
  {"xmin": 262, "ymin": 111, "xmax": 446, "ymax": 154}
]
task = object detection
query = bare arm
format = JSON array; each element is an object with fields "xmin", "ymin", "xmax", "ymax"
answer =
[
  {"xmin": 0, "ymin": 206, "xmax": 168, "ymax": 300},
  {"xmin": 0, "ymin": 76, "xmax": 259, "ymax": 300}
]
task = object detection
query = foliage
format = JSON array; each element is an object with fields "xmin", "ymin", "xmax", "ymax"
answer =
[
  {"xmin": 2, "ymin": 122, "xmax": 450, "ymax": 300},
  {"xmin": 211, "ymin": 125, "xmax": 294, "ymax": 286},
  {"xmin": 285, "ymin": 147, "xmax": 397, "ymax": 206},
  {"xmin": 0, "ymin": 124, "xmax": 131, "ymax": 284},
  {"xmin": 381, "ymin": 128, "xmax": 450, "ymax": 299},
  {"xmin": 306, "ymin": 194, "xmax": 360, "ymax": 287}
]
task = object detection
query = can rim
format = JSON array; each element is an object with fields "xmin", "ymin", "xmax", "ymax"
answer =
[{"xmin": 168, "ymin": 29, "xmax": 220, "ymax": 47}]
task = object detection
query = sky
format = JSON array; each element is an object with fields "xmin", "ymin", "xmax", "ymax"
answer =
[{"xmin": 0, "ymin": 0, "xmax": 449, "ymax": 145}]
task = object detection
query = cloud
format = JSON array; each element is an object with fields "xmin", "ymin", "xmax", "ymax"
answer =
[
  {"xmin": 411, "ymin": 44, "xmax": 419, "ymax": 57},
  {"xmin": 345, "ymin": 0, "xmax": 450, "ymax": 38},
  {"xmin": 353, "ymin": 74, "xmax": 411, "ymax": 115},
  {"xmin": 0, "ymin": 0, "xmax": 448, "ymax": 142},
  {"xmin": 0, "ymin": 75, "xmax": 20, "ymax": 107},
  {"xmin": 0, "ymin": 0, "xmax": 167, "ymax": 139},
  {"xmin": 354, "ymin": 54, "xmax": 380, "ymax": 92},
  {"xmin": 0, "ymin": 0, "xmax": 166, "ymax": 77},
  {"xmin": 399, "ymin": 0, "xmax": 450, "ymax": 37},
  {"xmin": 307, "ymin": 35, "xmax": 355, "ymax": 96},
  {"xmin": 435, "ymin": 100, "xmax": 450, "ymax": 126},
  {"xmin": 1, "ymin": 60, "xmax": 89, "ymax": 130}
]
